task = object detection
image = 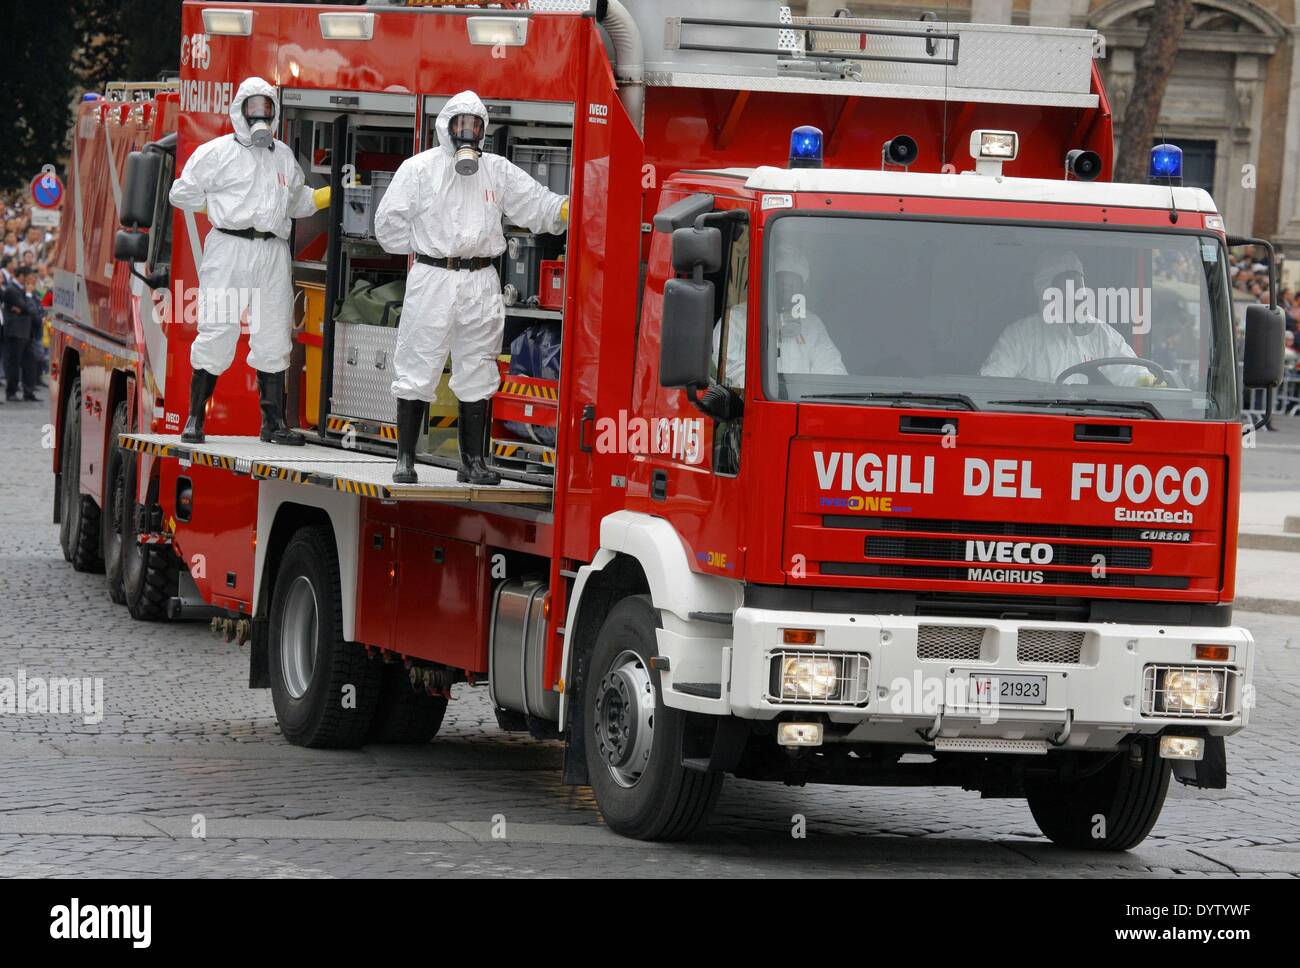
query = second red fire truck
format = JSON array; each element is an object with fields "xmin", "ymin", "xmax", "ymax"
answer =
[{"xmin": 49, "ymin": 0, "xmax": 1284, "ymax": 846}]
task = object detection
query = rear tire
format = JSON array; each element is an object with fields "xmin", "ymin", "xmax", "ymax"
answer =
[
  {"xmin": 1026, "ymin": 738, "xmax": 1171, "ymax": 851},
  {"xmin": 583, "ymin": 595, "xmax": 722, "ymax": 841},
  {"xmin": 367, "ymin": 664, "xmax": 448, "ymax": 744},
  {"xmin": 120, "ymin": 436, "xmax": 179, "ymax": 622},
  {"xmin": 59, "ymin": 378, "xmax": 104, "ymax": 573},
  {"xmin": 269, "ymin": 526, "xmax": 381, "ymax": 748},
  {"xmin": 103, "ymin": 403, "xmax": 128, "ymax": 604}
]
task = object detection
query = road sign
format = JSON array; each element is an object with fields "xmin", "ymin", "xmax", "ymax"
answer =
[{"xmin": 31, "ymin": 171, "xmax": 64, "ymax": 210}]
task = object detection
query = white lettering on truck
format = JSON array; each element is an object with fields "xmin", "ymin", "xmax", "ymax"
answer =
[
  {"xmin": 1071, "ymin": 463, "xmax": 1209, "ymax": 506},
  {"xmin": 813, "ymin": 452, "xmax": 935, "ymax": 494}
]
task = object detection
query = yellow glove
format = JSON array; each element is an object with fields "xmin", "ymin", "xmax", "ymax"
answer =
[
  {"xmin": 560, "ymin": 197, "xmax": 569, "ymax": 224},
  {"xmin": 313, "ymin": 186, "xmax": 332, "ymax": 211}
]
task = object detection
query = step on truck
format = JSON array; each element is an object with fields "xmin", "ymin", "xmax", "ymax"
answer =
[{"xmin": 54, "ymin": 0, "xmax": 1287, "ymax": 847}]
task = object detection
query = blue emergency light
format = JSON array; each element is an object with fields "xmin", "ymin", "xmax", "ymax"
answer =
[
  {"xmin": 82, "ymin": 93, "xmax": 100, "ymax": 101},
  {"xmin": 789, "ymin": 126, "xmax": 824, "ymax": 169},
  {"xmin": 1149, "ymin": 143, "xmax": 1183, "ymax": 184}
]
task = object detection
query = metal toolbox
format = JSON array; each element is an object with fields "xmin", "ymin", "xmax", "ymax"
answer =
[
  {"xmin": 511, "ymin": 143, "xmax": 571, "ymax": 196},
  {"xmin": 331, "ymin": 320, "xmax": 399, "ymax": 424},
  {"xmin": 489, "ymin": 578, "xmax": 559, "ymax": 721}
]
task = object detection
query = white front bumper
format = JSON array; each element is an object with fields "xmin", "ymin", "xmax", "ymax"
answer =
[{"xmin": 657, "ymin": 608, "xmax": 1254, "ymax": 751}]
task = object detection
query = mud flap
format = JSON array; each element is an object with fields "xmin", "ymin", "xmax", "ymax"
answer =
[
  {"xmin": 1170, "ymin": 734, "xmax": 1227, "ymax": 789},
  {"xmin": 249, "ymin": 617, "xmax": 270, "ymax": 689}
]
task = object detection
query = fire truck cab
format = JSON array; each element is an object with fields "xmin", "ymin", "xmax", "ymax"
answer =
[{"xmin": 52, "ymin": 0, "xmax": 1286, "ymax": 847}]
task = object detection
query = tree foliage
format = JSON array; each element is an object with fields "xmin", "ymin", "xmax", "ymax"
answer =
[
  {"xmin": 0, "ymin": 0, "xmax": 182, "ymax": 192},
  {"xmin": 1115, "ymin": 0, "xmax": 1193, "ymax": 184}
]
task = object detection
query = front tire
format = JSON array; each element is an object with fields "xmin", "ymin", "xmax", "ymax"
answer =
[
  {"xmin": 269, "ymin": 526, "xmax": 381, "ymax": 748},
  {"xmin": 583, "ymin": 595, "xmax": 722, "ymax": 840},
  {"xmin": 1025, "ymin": 737, "xmax": 1171, "ymax": 851}
]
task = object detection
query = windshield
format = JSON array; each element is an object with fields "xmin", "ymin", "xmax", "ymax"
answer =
[{"xmin": 757, "ymin": 215, "xmax": 1238, "ymax": 420}]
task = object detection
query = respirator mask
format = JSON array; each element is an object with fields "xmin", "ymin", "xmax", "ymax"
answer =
[
  {"xmin": 1051, "ymin": 268, "xmax": 1097, "ymax": 336},
  {"xmin": 243, "ymin": 94, "xmax": 275, "ymax": 150},
  {"xmin": 775, "ymin": 270, "xmax": 807, "ymax": 341},
  {"xmin": 448, "ymin": 114, "xmax": 485, "ymax": 176}
]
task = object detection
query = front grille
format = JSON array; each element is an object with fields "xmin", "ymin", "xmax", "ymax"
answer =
[
  {"xmin": 824, "ymin": 562, "xmax": 1190, "ymax": 589},
  {"xmin": 825, "ymin": 516, "xmax": 1191, "ymax": 543},
  {"xmin": 866, "ymin": 536, "xmax": 1152, "ymax": 569},
  {"xmin": 917, "ymin": 625, "xmax": 984, "ymax": 662},
  {"xmin": 1017, "ymin": 629, "xmax": 1085, "ymax": 665}
]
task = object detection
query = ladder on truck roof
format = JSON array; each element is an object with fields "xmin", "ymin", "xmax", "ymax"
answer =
[{"xmin": 120, "ymin": 435, "xmax": 552, "ymax": 505}]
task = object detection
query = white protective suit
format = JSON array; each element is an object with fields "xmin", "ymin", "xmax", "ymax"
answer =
[
  {"xmin": 374, "ymin": 91, "xmax": 568, "ymax": 403},
  {"xmin": 713, "ymin": 241, "xmax": 847, "ymax": 385},
  {"xmin": 980, "ymin": 252, "xmax": 1143, "ymax": 385},
  {"xmin": 168, "ymin": 77, "xmax": 318, "ymax": 375}
]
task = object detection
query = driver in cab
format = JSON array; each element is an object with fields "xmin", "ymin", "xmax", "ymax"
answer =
[{"xmin": 980, "ymin": 251, "xmax": 1145, "ymax": 385}]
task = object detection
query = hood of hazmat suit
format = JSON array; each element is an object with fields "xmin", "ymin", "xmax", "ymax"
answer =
[
  {"xmin": 167, "ymin": 76, "xmax": 320, "ymax": 377},
  {"xmin": 373, "ymin": 90, "xmax": 570, "ymax": 405}
]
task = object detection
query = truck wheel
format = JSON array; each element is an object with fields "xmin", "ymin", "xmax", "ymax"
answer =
[
  {"xmin": 59, "ymin": 378, "xmax": 104, "ymax": 574},
  {"xmin": 119, "ymin": 430, "xmax": 179, "ymax": 622},
  {"xmin": 583, "ymin": 595, "xmax": 723, "ymax": 840},
  {"xmin": 368, "ymin": 664, "xmax": 448, "ymax": 744},
  {"xmin": 1025, "ymin": 738, "xmax": 1171, "ymax": 851},
  {"xmin": 269, "ymin": 526, "xmax": 380, "ymax": 748},
  {"xmin": 103, "ymin": 403, "xmax": 128, "ymax": 604}
]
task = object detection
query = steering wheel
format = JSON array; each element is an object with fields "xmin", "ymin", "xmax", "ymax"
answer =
[{"xmin": 1055, "ymin": 356, "xmax": 1171, "ymax": 387}]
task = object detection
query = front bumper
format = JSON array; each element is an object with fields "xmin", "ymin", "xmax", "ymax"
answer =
[{"xmin": 656, "ymin": 608, "xmax": 1254, "ymax": 751}]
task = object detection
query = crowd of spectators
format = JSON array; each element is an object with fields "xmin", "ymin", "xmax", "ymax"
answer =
[{"xmin": 0, "ymin": 189, "xmax": 58, "ymax": 402}]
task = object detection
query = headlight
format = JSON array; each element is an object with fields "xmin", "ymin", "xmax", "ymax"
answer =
[
  {"xmin": 769, "ymin": 652, "xmax": 870, "ymax": 705},
  {"xmin": 1152, "ymin": 667, "xmax": 1226, "ymax": 715}
]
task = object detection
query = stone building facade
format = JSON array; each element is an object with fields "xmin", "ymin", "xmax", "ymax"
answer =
[{"xmin": 792, "ymin": 0, "xmax": 1298, "ymax": 256}]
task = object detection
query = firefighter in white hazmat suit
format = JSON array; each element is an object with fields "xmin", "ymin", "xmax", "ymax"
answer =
[
  {"xmin": 980, "ymin": 251, "xmax": 1144, "ymax": 385},
  {"xmin": 374, "ymin": 91, "xmax": 569, "ymax": 485},
  {"xmin": 168, "ymin": 77, "xmax": 331, "ymax": 445}
]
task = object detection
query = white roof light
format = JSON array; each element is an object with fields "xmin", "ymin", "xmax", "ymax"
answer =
[
  {"xmin": 971, "ymin": 129, "xmax": 1019, "ymax": 161},
  {"xmin": 467, "ymin": 16, "xmax": 529, "ymax": 47},
  {"xmin": 201, "ymin": 8, "xmax": 253, "ymax": 37},
  {"xmin": 319, "ymin": 12, "xmax": 374, "ymax": 41}
]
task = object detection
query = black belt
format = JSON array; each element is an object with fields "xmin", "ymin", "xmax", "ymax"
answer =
[
  {"xmin": 216, "ymin": 227, "xmax": 280, "ymax": 241},
  {"xmin": 416, "ymin": 255, "xmax": 495, "ymax": 271}
]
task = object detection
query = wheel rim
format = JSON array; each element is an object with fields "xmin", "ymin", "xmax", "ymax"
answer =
[
  {"xmin": 279, "ymin": 575, "xmax": 319, "ymax": 700},
  {"xmin": 593, "ymin": 650, "xmax": 656, "ymax": 789}
]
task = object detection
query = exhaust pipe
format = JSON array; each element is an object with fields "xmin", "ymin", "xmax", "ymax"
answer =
[{"xmin": 602, "ymin": 0, "xmax": 645, "ymax": 135}]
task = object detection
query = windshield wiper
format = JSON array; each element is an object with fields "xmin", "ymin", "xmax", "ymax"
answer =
[
  {"xmin": 988, "ymin": 398, "xmax": 1164, "ymax": 420},
  {"xmin": 800, "ymin": 391, "xmax": 978, "ymax": 411}
]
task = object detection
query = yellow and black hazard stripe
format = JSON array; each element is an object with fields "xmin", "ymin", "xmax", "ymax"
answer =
[
  {"xmin": 252, "ymin": 463, "xmax": 307, "ymax": 484},
  {"xmin": 191, "ymin": 452, "xmax": 235, "ymax": 470},
  {"xmin": 327, "ymin": 414, "xmax": 404, "ymax": 441},
  {"xmin": 499, "ymin": 380, "xmax": 558, "ymax": 401},
  {"xmin": 120, "ymin": 436, "xmax": 175, "ymax": 458},
  {"xmin": 493, "ymin": 442, "xmax": 556, "ymax": 466},
  {"xmin": 333, "ymin": 478, "xmax": 386, "ymax": 498},
  {"xmin": 428, "ymin": 414, "xmax": 458, "ymax": 429}
]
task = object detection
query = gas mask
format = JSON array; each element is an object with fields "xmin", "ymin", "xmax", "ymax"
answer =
[
  {"xmin": 448, "ymin": 113, "xmax": 485, "ymax": 176},
  {"xmin": 243, "ymin": 94, "xmax": 275, "ymax": 150}
]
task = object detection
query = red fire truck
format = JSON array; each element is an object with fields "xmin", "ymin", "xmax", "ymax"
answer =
[{"xmin": 51, "ymin": 0, "xmax": 1285, "ymax": 847}]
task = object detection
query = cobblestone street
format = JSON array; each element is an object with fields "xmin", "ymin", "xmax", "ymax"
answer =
[{"xmin": 1, "ymin": 401, "xmax": 1298, "ymax": 878}]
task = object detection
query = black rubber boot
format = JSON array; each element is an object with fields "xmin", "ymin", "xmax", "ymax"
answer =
[
  {"xmin": 257, "ymin": 371, "xmax": 305, "ymax": 446},
  {"xmin": 180, "ymin": 369, "xmax": 218, "ymax": 443},
  {"xmin": 392, "ymin": 398, "xmax": 427, "ymax": 484},
  {"xmin": 456, "ymin": 399, "xmax": 500, "ymax": 486}
]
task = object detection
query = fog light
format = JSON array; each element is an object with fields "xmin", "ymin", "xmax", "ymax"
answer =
[
  {"xmin": 778, "ymin": 722, "xmax": 823, "ymax": 747},
  {"xmin": 1159, "ymin": 735, "xmax": 1205, "ymax": 760},
  {"xmin": 1157, "ymin": 668, "xmax": 1225, "ymax": 715},
  {"xmin": 778, "ymin": 655, "xmax": 841, "ymax": 702}
]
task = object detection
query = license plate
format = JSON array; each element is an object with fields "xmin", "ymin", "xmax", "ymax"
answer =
[{"xmin": 967, "ymin": 673, "xmax": 1048, "ymax": 707}]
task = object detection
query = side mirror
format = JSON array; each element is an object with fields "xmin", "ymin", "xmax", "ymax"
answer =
[
  {"xmin": 1242, "ymin": 303, "xmax": 1285, "ymax": 389},
  {"xmin": 671, "ymin": 226, "xmax": 721, "ymax": 276},
  {"xmin": 121, "ymin": 149, "xmax": 163, "ymax": 228},
  {"xmin": 114, "ymin": 229, "xmax": 150, "ymax": 263},
  {"xmin": 660, "ymin": 279, "xmax": 715, "ymax": 389}
]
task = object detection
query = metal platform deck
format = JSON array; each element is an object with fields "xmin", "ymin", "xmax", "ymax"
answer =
[{"xmin": 121, "ymin": 434, "xmax": 553, "ymax": 505}]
